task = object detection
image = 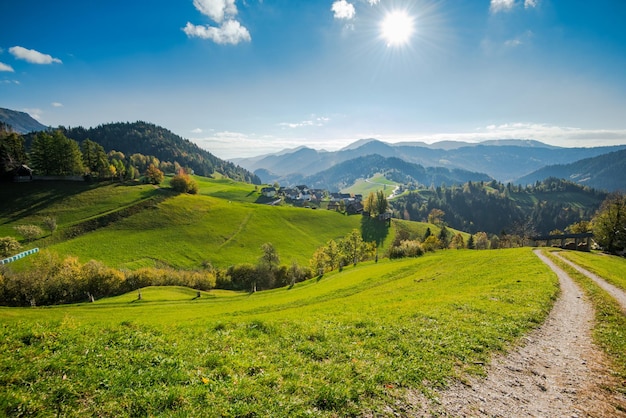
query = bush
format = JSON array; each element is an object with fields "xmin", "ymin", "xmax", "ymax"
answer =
[
  {"xmin": 0, "ymin": 237, "xmax": 21, "ymax": 258},
  {"xmin": 13, "ymin": 225, "xmax": 43, "ymax": 242},
  {"xmin": 170, "ymin": 173, "xmax": 198, "ymax": 194}
]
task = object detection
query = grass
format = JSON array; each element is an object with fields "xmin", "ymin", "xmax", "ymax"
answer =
[
  {"xmin": 0, "ymin": 248, "xmax": 558, "ymax": 416},
  {"xmin": 48, "ymin": 193, "xmax": 364, "ymax": 269},
  {"xmin": 557, "ymin": 250, "xmax": 626, "ymax": 291},
  {"xmin": 544, "ymin": 250, "xmax": 626, "ymax": 402},
  {"xmin": 342, "ymin": 174, "xmax": 400, "ymax": 196}
]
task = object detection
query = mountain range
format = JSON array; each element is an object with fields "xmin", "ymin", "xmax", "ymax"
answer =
[
  {"xmin": 2, "ymin": 107, "xmax": 624, "ymax": 191},
  {"xmin": 234, "ymin": 139, "xmax": 626, "ymax": 191}
]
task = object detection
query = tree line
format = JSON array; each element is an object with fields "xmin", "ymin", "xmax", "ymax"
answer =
[{"xmin": 1, "ymin": 121, "xmax": 260, "ymax": 183}]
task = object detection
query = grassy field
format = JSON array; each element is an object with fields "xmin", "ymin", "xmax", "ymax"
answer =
[
  {"xmin": 342, "ymin": 174, "xmax": 400, "ymax": 196},
  {"xmin": 557, "ymin": 250, "xmax": 626, "ymax": 291},
  {"xmin": 2, "ymin": 178, "xmax": 386, "ymax": 269},
  {"xmin": 0, "ymin": 248, "xmax": 558, "ymax": 417}
]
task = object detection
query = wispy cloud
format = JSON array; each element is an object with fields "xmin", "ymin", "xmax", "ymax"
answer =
[
  {"xmin": 9, "ymin": 46, "xmax": 62, "ymax": 64},
  {"xmin": 184, "ymin": 0, "xmax": 251, "ymax": 45},
  {"xmin": 367, "ymin": 0, "xmax": 380, "ymax": 5},
  {"xmin": 191, "ymin": 128, "xmax": 203, "ymax": 134},
  {"xmin": 332, "ymin": 0, "xmax": 356, "ymax": 20},
  {"xmin": 278, "ymin": 116, "xmax": 330, "ymax": 129},
  {"xmin": 51, "ymin": 102, "xmax": 63, "ymax": 107},
  {"xmin": 0, "ymin": 62, "xmax": 14, "ymax": 72},
  {"xmin": 524, "ymin": 0, "xmax": 538, "ymax": 9},
  {"xmin": 504, "ymin": 30, "xmax": 534, "ymax": 48},
  {"xmin": 490, "ymin": 0, "xmax": 515, "ymax": 13}
]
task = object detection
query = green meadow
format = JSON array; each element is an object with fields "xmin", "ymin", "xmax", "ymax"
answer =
[
  {"xmin": 0, "ymin": 248, "xmax": 558, "ymax": 417},
  {"xmin": 557, "ymin": 250, "xmax": 626, "ymax": 291}
]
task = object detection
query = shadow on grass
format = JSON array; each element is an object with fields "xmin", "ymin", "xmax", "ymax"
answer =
[{"xmin": 360, "ymin": 215, "xmax": 390, "ymax": 247}]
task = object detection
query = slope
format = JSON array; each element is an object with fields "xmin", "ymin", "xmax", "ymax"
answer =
[
  {"xmin": 516, "ymin": 148, "xmax": 626, "ymax": 192},
  {"xmin": 0, "ymin": 107, "xmax": 48, "ymax": 133}
]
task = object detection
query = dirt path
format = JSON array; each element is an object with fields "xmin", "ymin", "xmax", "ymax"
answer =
[
  {"xmin": 553, "ymin": 252, "xmax": 626, "ymax": 314},
  {"xmin": 408, "ymin": 249, "xmax": 626, "ymax": 417}
]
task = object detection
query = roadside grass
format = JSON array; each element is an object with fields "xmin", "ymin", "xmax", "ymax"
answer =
[
  {"xmin": 0, "ymin": 248, "xmax": 558, "ymax": 416},
  {"xmin": 557, "ymin": 250, "xmax": 626, "ymax": 291},
  {"xmin": 48, "ymin": 193, "xmax": 364, "ymax": 269},
  {"xmin": 544, "ymin": 250, "xmax": 626, "ymax": 400}
]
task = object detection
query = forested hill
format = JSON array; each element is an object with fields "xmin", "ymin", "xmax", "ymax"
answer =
[
  {"xmin": 53, "ymin": 122, "xmax": 259, "ymax": 183},
  {"xmin": 391, "ymin": 177, "xmax": 607, "ymax": 235},
  {"xmin": 516, "ymin": 148, "xmax": 626, "ymax": 192},
  {"xmin": 262, "ymin": 154, "xmax": 493, "ymax": 191}
]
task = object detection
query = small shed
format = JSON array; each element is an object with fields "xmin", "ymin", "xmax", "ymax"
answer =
[{"xmin": 13, "ymin": 165, "xmax": 33, "ymax": 182}]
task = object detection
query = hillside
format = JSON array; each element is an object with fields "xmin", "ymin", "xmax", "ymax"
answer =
[
  {"xmin": 0, "ymin": 178, "xmax": 378, "ymax": 269},
  {"xmin": 295, "ymin": 154, "xmax": 492, "ymax": 191},
  {"xmin": 0, "ymin": 107, "xmax": 48, "ymax": 133},
  {"xmin": 516, "ymin": 148, "xmax": 626, "ymax": 192},
  {"xmin": 20, "ymin": 121, "xmax": 260, "ymax": 183},
  {"xmin": 237, "ymin": 139, "xmax": 626, "ymax": 185},
  {"xmin": 0, "ymin": 248, "xmax": 562, "ymax": 416},
  {"xmin": 390, "ymin": 178, "xmax": 607, "ymax": 235}
]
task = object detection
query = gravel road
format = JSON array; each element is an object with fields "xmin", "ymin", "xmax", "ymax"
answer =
[{"xmin": 407, "ymin": 249, "xmax": 626, "ymax": 417}]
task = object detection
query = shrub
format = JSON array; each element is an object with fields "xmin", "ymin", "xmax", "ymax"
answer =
[
  {"xmin": 0, "ymin": 237, "xmax": 21, "ymax": 258},
  {"xmin": 13, "ymin": 225, "xmax": 43, "ymax": 242},
  {"xmin": 170, "ymin": 173, "xmax": 198, "ymax": 194}
]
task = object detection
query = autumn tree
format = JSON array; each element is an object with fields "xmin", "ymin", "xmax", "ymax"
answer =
[
  {"xmin": 592, "ymin": 192, "xmax": 626, "ymax": 254},
  {"xmin": 145, "ymin": 164, "xmax": 164, "ymax": 185},
  {"xmin": 428, "ymin": 208, "xmax": 445, "ymax": 226}
]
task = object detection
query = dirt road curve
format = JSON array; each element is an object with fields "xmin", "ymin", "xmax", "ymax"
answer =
[{"xmin": 410, "ymin": 249, "xmax": 626, "ymax": 417}]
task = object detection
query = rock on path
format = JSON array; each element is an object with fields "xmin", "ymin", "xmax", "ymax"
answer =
[{"xmin": 408, "ymin": 249, "xmax": 626, "ymax": 417}]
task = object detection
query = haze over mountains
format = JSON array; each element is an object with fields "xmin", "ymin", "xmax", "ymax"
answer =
[
  {"xmin": 1, "ymin": 106, "xmax": 625, "ymax": 192},
  {"xmin": 234, "ymin": 139, "xmax": 626, "ymax": 191}
]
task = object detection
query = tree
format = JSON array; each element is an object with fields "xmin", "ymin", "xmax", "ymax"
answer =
[
  {"xmin": 592, "ymin": 193, "xmax": 626, "ymax": 254},
  {"xmin": 438, "ymin": 226, "xmax": 450, "ymax": 249},
  {"xmin": 81, "ymin": 139, "xmax": 109, "ymax": 177},
  {"xmin": 145, "ymin": 164, "xmax": 164, "ymax": 185},
  {"xmin": 449, "ymin": 233, "xmax": 465, "ymax": 250},
  {"xmin": 0, "ymin": 236, "xmax": 21, "ymax": 257},
  {"xmin": 339, "ymin": 229, "xmax": 370, "ymax": 266},
  {"xmin": 0, "ymin": 131, "xmax": 27, "ymax": 178},
  {"xmin": 364, "ymin": 192, "xmax": 376, "ymax": 215},
  {"xmin": 428, "ymin": 208, "xmax": 445, "ymax": 226},
  {"xmin": 42, "ymin": 216, "xmax": 57, "ymax": 235},
  {"xmin": 566, "ymin": 220, "xmax": 592, "ymax": 234},
  {"xmin": 30, "ymin": 131, "xmax": 83, "ymax": 176},
  {"xmin": 375, "ymin": 190, "xmax": 389, "ymax": 216},
  {"xmin": 474, "ymin": 232, "xmax": 490, "ymax": 250},
  {"xmin": 323, "ymin": 239, "xmax": 341, "ymax": 271},
  {"xmin": 466, "ymin": 234, "xmax": 475, "ymax": 249},
  {"xmin": 259, "ymin": 242, "xmax": 280, "ymax": 272}
]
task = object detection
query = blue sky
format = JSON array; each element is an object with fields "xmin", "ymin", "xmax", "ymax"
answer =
[{"xmin": 1, "ymin": 0, "xmax": 626, "ymax": 159}]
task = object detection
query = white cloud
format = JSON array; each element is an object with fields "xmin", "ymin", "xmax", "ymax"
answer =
[
  {"xmin": 1, "ymin": 80, "xmax": 20, "ymax": 85},
  {"xmin": 0, "ymin": 62, "xmax": 14, "ymax": 72},
  {"xmin": 524, "ymin": 0, "xmax": 538, "ymax": 8},
  {"xmin": 490, "ymin": 0, "xmax": 516, "ymax": 13},
  {"xmin": 9, "ymin": 46, "xmax": 62, "ymax": 64},
  {"xmin": 185, "ymin": 0, "xmax": 251, "ymax": 44},
  {"xmin": 192, "ymin": 0, "xmax": 237, "ymax": 23},
  {"xmin": 191, "ymin": 128, "xmax": 203, "ymax": 134},
  {"xmin": 367, "ymin": 0, "xmax": 380, "ymax": 5},
  {"xmin": 332, "ymin": 0, "xmax": 356, "ymax": 20},
  {"xmin": 51, "ymin": 102, "xmax": 63, "ymax": 107},
  {"xmin": 183, "ymin": 20, "xmax": 251, "ymax": 45}
]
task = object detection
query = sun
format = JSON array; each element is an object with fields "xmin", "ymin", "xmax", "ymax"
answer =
[{"xmin": 380, "ymin": 10, "xmax": 415, "ymax": 47}]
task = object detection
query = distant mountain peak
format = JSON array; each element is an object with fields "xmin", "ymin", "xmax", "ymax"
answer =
[
  {"xmin": 0, "ymin": 107, "xmax": 49, "ymax": 134},
  {"xmin": 340, "ymin": 138, "xmax": 387, "ymax": 151}
]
